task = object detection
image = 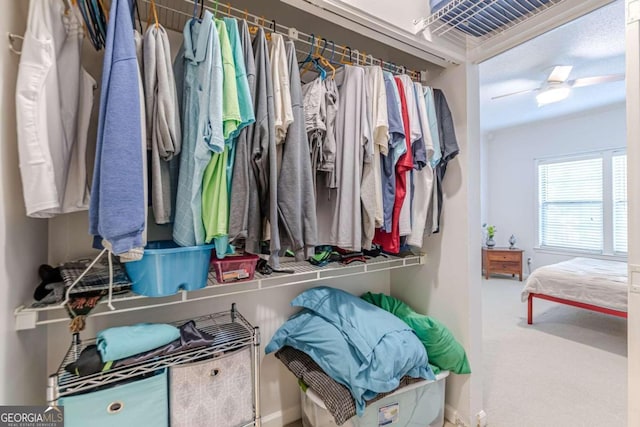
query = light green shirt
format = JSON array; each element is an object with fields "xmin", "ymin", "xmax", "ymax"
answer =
[
  {"xmin": 202, "ymin": 147, "xmax": 229, "ymax": 244},
  {"xmin": 216, "ymin": 19, "xmax": 241, "ymax": 142}
]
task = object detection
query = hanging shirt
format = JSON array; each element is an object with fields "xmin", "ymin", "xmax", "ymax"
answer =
[
  {"xmin": 89, "ymin": 0, "xmax": 145, "ymax": 255},
  {"xmin": 269, "ymin": 33, "xmax": 294, "ymax": 145},
  {"xmin": 17, "ymin": 0, "xmax": 95, "ymax": 218},
  {"xmin": 246, "ymin": 28, "xmax": 280, "ymax": 265},
  {"xmin": 407, "ymin": 82, "xmax": 435, "ymax": 248},
  {"xmin": 202, "ymin": 18, "xmax": 239, "ymax": 250},
  {"xmin": 277, "ymin": 41, "xmax": 318, "ymax": 261},
  {"xmin": 215, "ymin": 19, "xmax": 241, "ymax": 142},
  {"xmin": 302, "ymin": 77, "xmax": 327, "ymax": 191},
  {"xmin": 373, "ymin": 77, "xmax": 412, "ymax": 254},
  {"xmin": 223, "ymin": 17, "xmax": 255, "ymax": 193},
  {"xmin": 424, "ymin": 87, "xmax": 442, "ymax": 169},
  {"xmin": 228, "ymin": 19, "xmax": 256, "ymax": 246},
  {"xmin": 424, "ymin": 86, "xmax": 441, "ymax": 234},
  {"xmin": 316, "ymin": 65, "xmax": 371, "ymax": 251},
  {"xmin": 143, "ymin": 23, "xmax": 181, "ymax": 225},
  {"xmin": 432, "ymin": 88, "xmax": 460, "ymax": 233},
  {"xmin": 365, "ymin": 66, "xmax": 389, "ymax": 229},
  {"xmin": 397, "ymin": 75, "xmax": 423, "ymax": 237},
  {"xmin": 172, "ymin": 11, "xmax": 224, "ymax": 247},
  {"xmin": 380, "ymin": 71, "xmax": 405, "ymax": 233},
  {"xmin": 323, "ymin": 78, "xmax": 339, "ymax": 188}
]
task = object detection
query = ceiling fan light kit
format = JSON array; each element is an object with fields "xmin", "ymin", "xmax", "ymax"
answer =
[
  {"xmin": 536, "ymin": 84, "xmax": 571, "ymax": 106},
  {"xmin": 491, "ymin": 64, "xmax": 624, "ymax": 104}
]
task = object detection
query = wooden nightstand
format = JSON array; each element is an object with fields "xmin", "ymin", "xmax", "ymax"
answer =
[{"xmin": 482, "ymin": 247, "xmax": 524, "ymax": 281}]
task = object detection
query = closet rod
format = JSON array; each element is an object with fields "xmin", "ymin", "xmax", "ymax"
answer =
[{"xmin": 143, "ymin": 0, "xmax": 423, "ymax": 80}]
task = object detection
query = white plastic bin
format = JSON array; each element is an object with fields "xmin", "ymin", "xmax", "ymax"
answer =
[{"xmin": 300, "ymin": 371, "xmax": 449, "ymax": 427}]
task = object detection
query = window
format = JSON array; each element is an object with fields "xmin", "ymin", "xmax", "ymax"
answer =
[
  {"xmin": 613, "ymin": 154, "xmax": 627, "ymax": 253},
  {"xmin": 537, "ymin": 150, "xmax": 626, "ymax": 255}
]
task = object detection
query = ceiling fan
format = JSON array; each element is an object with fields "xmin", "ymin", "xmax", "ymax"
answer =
[{"xmin": 491, "ymin": 65, "xmax": 625, "ymax": 106}]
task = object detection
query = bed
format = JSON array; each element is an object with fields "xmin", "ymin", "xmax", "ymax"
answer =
[{"xmin": 521, "ymin": 257, "xmax": 628, "ymax": 324}]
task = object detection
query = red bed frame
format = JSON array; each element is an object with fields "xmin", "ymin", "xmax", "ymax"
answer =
[{"xmin": 527, "ymin": 293, "xmax": 628, "ymax": 324}]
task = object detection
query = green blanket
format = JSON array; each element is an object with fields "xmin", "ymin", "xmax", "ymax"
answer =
[{"xmin": 361, "ymin": 292, "xmax": 471, "ymax": 375}]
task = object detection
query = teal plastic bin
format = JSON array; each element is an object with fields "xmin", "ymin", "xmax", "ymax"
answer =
[{"xmin": 124, "ymin": 241, "xmax": 214, "ymax": 297}]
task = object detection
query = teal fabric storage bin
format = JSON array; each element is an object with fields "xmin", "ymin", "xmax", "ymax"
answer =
[{"xmin": 59, "ymin": 370, "xmax": 168, "ymax": 427}]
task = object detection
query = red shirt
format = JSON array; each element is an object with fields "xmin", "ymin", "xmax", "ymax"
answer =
[{"xmin": 373, "ymin": 77, "xmax": 413, "ymax": 253}]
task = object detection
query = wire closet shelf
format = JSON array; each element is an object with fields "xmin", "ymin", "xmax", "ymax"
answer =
[
  {"xmin": 423, "ymin": 0, "xmax": 567, "ymax": 48},
  {"xmin": 141, "ymin": 0, "xmax": 424, "ymax": 80},
  {"xmin": 48, "ymin": 304, "xmax": 258, "ymax": 402}
]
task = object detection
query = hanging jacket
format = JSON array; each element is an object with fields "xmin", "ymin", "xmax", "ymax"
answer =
[
  {"xmin": 143, "ymin": 23, "xmax": 181, "ymax": 225},
  {"xmin": 16, "ymin": 0, "xmax": 95, "ymax": 218},
  {"xmin": 228, "ymin": 20, "xmax": 256, "ymax": 246},
  {"xmin": 89, "ymin": 0, "xmax": 145, "ymax": 255},
  {"xmin": 247, "ymin": 28, "xmax": 280, "ymax": 265},
  {"xmin": 277, "ymin": 41, "xmax": 318, "ymax": 261}
]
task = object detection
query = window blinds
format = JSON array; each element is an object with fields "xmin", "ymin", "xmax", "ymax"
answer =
[
  {"xmin": 538, "ymin": 157, "xmax": 603, "ymax": 252},
  {"xmin": 612, "ymin": 154, "xmax": 627, "ymax": 254}
]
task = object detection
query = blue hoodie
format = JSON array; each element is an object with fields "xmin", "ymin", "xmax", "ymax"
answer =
[{"xmin": 89, "ymin": 0, "xmax": 145, "ymax": 254}]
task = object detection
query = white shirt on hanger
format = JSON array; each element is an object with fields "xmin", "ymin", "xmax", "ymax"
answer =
[
  {"xmin": 16, "ymin": 0, "xmax": 95, "ymax": 218},
  {"xmin": 407, "ymin": 82, "xmax": 435, "ymax": 248},
  {"xmin": 397, "ymin": 74, "xmax": 422, "ymax": 237},
  {"xmin": 269, "ymin": 33, "xmax": 294, "ymax": 145},
  {"xmin": 365, "ymin": 66, "xmax": 389, "ymax": 230}
]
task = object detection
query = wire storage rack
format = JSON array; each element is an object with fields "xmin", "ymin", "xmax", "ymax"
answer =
[{"xmin": 47, "ymin": 303, "xmax": 262, "ymax": 426}]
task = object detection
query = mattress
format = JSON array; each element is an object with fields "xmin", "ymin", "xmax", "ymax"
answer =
[
  {"xmin": 521, "ymin": 257, "xmax": 628, "ymax": 312},
  {"xmin": 431, "ymin": 0, "xmax": 553, "ymax": 37}
]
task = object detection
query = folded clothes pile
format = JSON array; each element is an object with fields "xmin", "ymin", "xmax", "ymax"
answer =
[
  {"xmin": 32, "ymin": 257, "xmax": 132, "ymax": 307},
  {"xmin": 65, "ymin": 321, "xmax": 214, "ymax": 377}
]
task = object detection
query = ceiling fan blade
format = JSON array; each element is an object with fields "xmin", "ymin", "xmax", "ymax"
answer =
[
  {"xmin": 570, "ymin": 74, "xmax": 625, "ymax": 88},
  {"xmin": 491, "ymin": 87, "xmax": 540, "ymax": 100},
  {"xmin": 548, "ymin": 65, "xmax": 573, "ymax": 83}
]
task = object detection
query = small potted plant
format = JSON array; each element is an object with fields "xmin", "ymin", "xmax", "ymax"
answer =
[{"xmin": 483, "ymin": 224, "xmax": 496, "ymax": 248}]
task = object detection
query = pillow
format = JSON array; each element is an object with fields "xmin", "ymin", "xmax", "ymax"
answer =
[
  {"xmin": 291, "ymin": 287, "xmax": 434, "ymax": 387},
  {"xmin": 265, "ymin": 309, "xmax": 372, "ymax": 415},
  {"xmin": 361, "ymin": 292, "xmax": 471, "ymax": 374}
]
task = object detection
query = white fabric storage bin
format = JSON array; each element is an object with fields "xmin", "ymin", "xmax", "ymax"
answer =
[
  {"xmin": 169, "ymin": 346, "xmax": 253, "ymax": 427},
  {"xmin": 301, "ymin": 371, "xmax": 449, "ymax": 427}
]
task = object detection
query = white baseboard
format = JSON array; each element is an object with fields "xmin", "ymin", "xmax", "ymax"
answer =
[
  {"xmin": 445, "ymin": 404, "xmax": 470, "ymax": 427},
  {"xmin": 444, "ymin": 405, "xmax": 488, "ymax": 427},
  {"xmin": 261, "ymin": 406, "xmax": 302, "ymax": 427}
]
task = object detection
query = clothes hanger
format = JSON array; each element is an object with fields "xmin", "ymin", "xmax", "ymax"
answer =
[
  {"xmin": 300, "ymin": 36, "xmax": 326, "ymax": 79},
  {"xmin": 213, "ymin": 0, "xmax": 219, "ymax": 18},
  {"xmin": 146, "ymin": 0, "xmax": 159, "ymax": 29},
  {"xmin": 340, "ymin": 46, "xmax": 352, "ymax": 65},
  {"xmin": 316, "ymin": 38, "xmax": 335, "ymax": 79},
  {"xmin": 298, "ymin": 34, "xmax": 315, "ymax": 68},
  {"xmin": 352, "ymin": 49, "xmax": 360, "ymax": 66},
  {"xmin": 249, "ymin": 17, "xmax": 263, "ymax": 36},
  {"xmin": 75, "ymin": 0, "xmax": 101, "ymax": 50}
]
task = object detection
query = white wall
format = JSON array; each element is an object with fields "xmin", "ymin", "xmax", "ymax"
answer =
[
  {"xmin": 392, "ymin": 63, "xmax": 484, "ymax": 427},
  {"xmin": 484, "ymin": 103, "xmax": 626, "ymax": 273},
  {"xmin": 0, "ymin": 0, "xmax": 48, "ymax": 405}
]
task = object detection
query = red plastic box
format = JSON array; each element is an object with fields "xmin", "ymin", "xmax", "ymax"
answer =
[{"xmin": 211, "ymin": 253, "xmax": 260, "ymax": 284}]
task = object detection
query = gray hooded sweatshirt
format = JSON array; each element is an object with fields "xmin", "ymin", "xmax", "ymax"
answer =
[{"xmin": 277, "ymin": 41, "xmax": 318, "ymax": 260}]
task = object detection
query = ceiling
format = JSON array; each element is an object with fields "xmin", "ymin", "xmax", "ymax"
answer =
[{"xmin": 479, "ymin": 0, "xmax": 625, "ymax": 132}]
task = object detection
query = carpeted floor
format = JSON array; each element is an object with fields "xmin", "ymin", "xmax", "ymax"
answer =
[{"xmin": 482, "ymin": 276, "xmax": 627, "ymax": 427}]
